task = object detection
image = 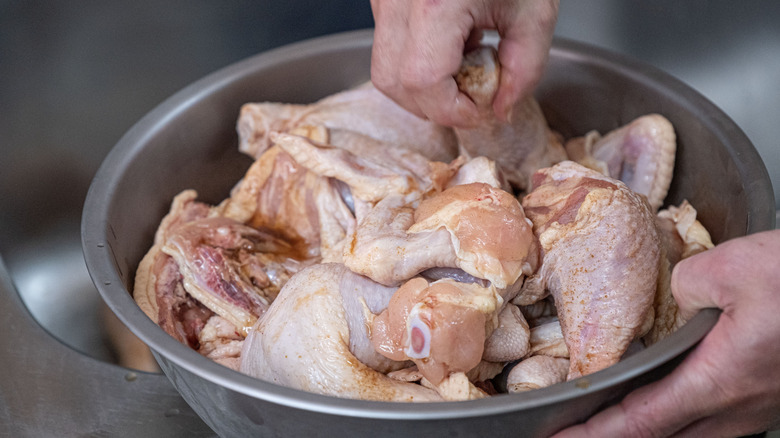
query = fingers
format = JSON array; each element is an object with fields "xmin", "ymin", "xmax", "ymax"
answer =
[
  {"xmin": 670, "ymin": 241, "xmax": 731, "ymax": 321},
  {"xmin": 554, "ymin": 310, "xmax": 778, "ymax": 438},
  {"xmin": 493, "ymin": 0, "xmax": 559, "ymax": 121},
  {"xmin": 371, "ymin": 0, "xmax": 559, "ymax": 127},
  {"xmin": 671, "ymin": 230, "xmax": 780, "ymax": 321},
  {"xmin": 371, "ymin": 0, "xmax": 480, "ymax": 127},
  {"xmin": 552, "ymin": 326, "xmax": 729, "ymax": 438}
]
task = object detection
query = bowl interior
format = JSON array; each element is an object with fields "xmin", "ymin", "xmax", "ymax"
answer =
[{"xmin": 82, "ymin": 30, "xmax": 774, "ymax": 424}]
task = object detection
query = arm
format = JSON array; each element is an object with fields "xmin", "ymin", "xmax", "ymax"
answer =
[{"xmin": 370, "ymin": 0, "xmax": 559, "ymax": 127}]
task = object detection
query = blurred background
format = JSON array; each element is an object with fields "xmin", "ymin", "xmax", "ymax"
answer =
[{"xmin": 0, "ymin": 0, "xmax": 778, "ymax": 429}]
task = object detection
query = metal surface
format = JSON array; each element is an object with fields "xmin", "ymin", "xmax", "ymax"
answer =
[
  {"xmin": 81, "ymin": 30, "xmax": 774, "ymax": 437},
  {"xmin": 0, "ymin": 255, "xmax": 215, "ymax": 437}
]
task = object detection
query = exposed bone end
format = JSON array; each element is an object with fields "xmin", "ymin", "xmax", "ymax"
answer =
[
  {"xmin": 370, "ymin": 278, "xmax": 499, "ymax": 386},
  {"xmin": 404, "ymin": 303, "xmax": 432, "ymax": 359}
]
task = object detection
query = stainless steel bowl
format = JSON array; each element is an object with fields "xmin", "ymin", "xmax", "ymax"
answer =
[{"xmin": 82, "ymin": 30, "xmax": 775, "ymax": 437}]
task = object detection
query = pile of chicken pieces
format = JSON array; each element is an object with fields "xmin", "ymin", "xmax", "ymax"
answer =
[{"xmin": 133, "ymin": 47, "xmax": 714, "ymax": 402}]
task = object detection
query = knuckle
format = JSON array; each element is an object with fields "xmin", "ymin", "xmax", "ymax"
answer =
[
  {"xmin": 398, "ymin": 70, "xmax": 432, "ymax": 92},
  {"xmin": 623, "ymin": 415, "xmax": 665, "ymax": 438},
  {"xmin": 398, "ymin": 60, "xmax": 440, "ymax": 92},
  {"xmin": 370, "ymin": 66, "xmax": 395, "ymax": 92}
]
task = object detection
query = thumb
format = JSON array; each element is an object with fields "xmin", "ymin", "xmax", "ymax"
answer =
[
  {"xmin": 672, "ymin": 231, "xmax": 776, "ymax": 321},
  {"xmin": 670, "ymin": 251, "xmax": 723, "ymax": 321}
]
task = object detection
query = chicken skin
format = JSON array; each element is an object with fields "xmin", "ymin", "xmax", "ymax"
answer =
[
  {"xmin": 237, "ymin": 82, "xmax": 458, "ymax": 162},
  {"xmin": 240, "ymin": 263, "xmax": 441, "ymax": 402},
  {"xmin": 521, "ymin": 161, "xmax": 661, "ymax": 379},
  {"xmin": 565, "ymin": 114, "xmax": 676, "ymax": 211}
]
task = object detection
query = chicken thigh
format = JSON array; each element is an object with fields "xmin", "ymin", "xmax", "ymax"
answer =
[
  {"xmin": 240, "ymin": 263, "xmax": 441, "ymax": 402},
  {"xmin": 344, "ymin": 182, "xmax": 538, "ymax": 289},
  {"xmin": 368, "ymin": 276, "xmax": 502, "ymax": 386},
  {"xmin": 521, "ymin": 161, "xmax": 661, "ymax": 379}
]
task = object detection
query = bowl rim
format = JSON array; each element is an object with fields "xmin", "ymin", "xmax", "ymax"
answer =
[{"xmin": 83, "ymin": 28, "xmax": 770, "ymax": 419}]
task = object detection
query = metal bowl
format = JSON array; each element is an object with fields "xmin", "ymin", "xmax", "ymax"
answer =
[{"xmin": 82, "ymin": 30, "xmax": 775, "ymax": 437}]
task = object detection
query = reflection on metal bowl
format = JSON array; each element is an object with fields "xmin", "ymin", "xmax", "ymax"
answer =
[{"xmin": 82, "ymin": 30, "xmax": 774, "ymax": 437}]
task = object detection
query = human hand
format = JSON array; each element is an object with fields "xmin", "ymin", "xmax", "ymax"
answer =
[
  {"xmin": 552, "ymin": 230, "xmax": 780, "ymax": 437},
  {"xmin": 370, "ymin": 0, "xmax": 559, "ymax": 127}
]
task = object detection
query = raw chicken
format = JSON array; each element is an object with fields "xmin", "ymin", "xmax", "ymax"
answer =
[
  {"xmin": 270, "ymin": 132, "xmax": 447, "ymax": 203},
  {"xmin": 269, "ymin": 127, "xmax": 539, "ymax": 290},
  {"xmin": 368, "ymin": 276, "xmax": 502, "ymax": 385},
  {"xmin": 657, "ymin": 200, "xmax": 714, "ymax": 262},
  {"xmin": 237, "ymin": 82, "xmax": 458, "ymax": 162},
  {"xmin": 162, "ymin": 216, "xmax": 311, "ymax": 335},
  {"xmin": 345, "ymin": 182, "xmax": 539, "ymax": 288},
  {"xmin": 343, "ymin": 192, "xmax": 457, "ymax": 286},
  {"xmin": 240, "ymin": 263, "xmax": 441, "ymax": 402},
  {"xmin": 454, "ymin": 47, "xmax": 567, "ymax": 192},
  {"xmin": 134, "ymin": 50, "xmax": 698, "ymax": 401},
  {"xmin": 521, "ymin": 161, "xmax": 661, "ymax": 379},
  {"xmin": 408, "ymin": 183, "xmax": 539, "ymax": 289},
  {"xmin": 528, "ymin": 318, "xmax": 569, "ymax": 358},
  {"xmin": 215, "ymin": 144, "xmax": 355, "ymax": 262},
  {"xmin": 482, "ymin": 304, "xmax": 531, "ymax": 363},
  {"xmin": 445, "ymin": 156, "xmax": 509, "ymax": 191},
  {"xmin": 506, "ymin": 356, "xmax": 570, "ymax": 393},
  {"xmin": 197, "ymin": 315, "xmax": 244, "ymax": 371},
  {"xmin": 134, "ymin": 190, "xmax": 214, "ymax": 348},
  {"xmin": 565, "ymin": 114, "xmax": 676, "ymax": 210}
]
